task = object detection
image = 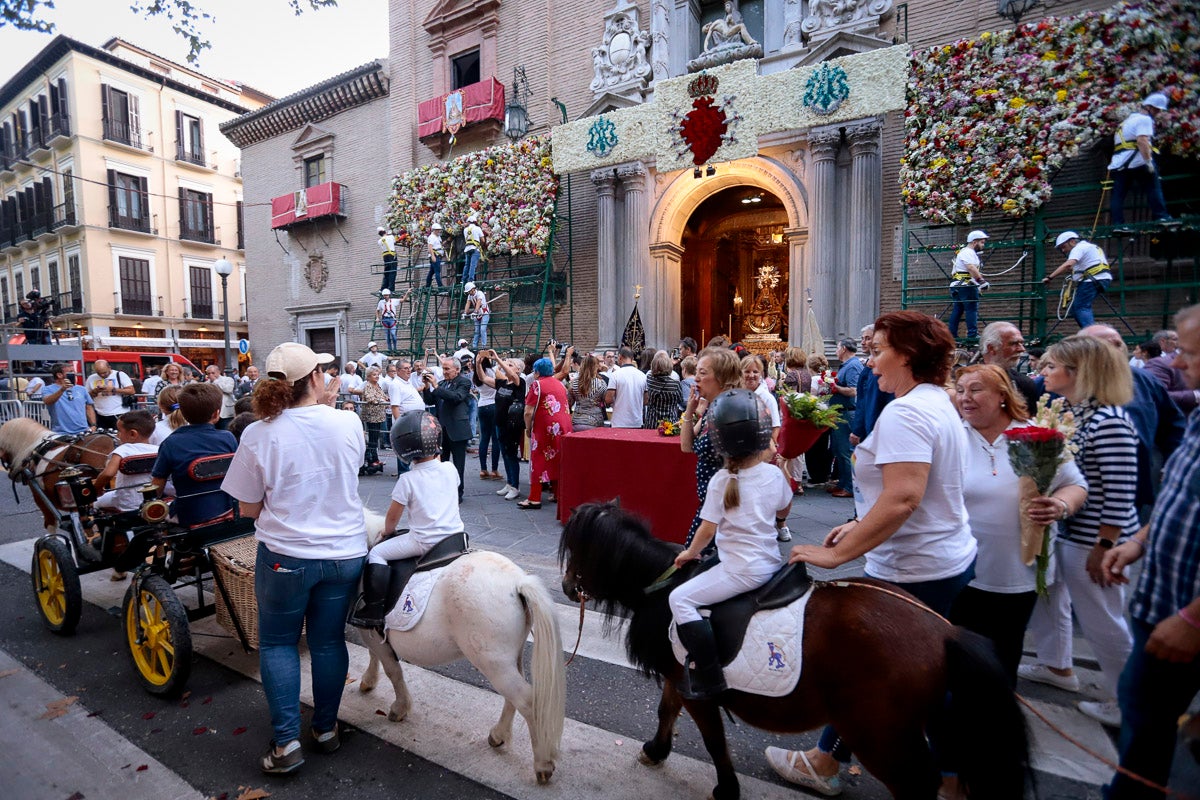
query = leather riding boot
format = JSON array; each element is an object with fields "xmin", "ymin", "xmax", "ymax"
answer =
[
  {"xmin": 348, "ymin": 563, "xmax": 391, "ymax": 630},
  {"xmin": 675, "ymin": 619, "xmax": 727, "ymax": 700}
]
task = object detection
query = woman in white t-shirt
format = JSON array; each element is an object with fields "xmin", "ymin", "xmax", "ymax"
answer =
[
  {"xmin": 950, "ymin": 365, "xmax": 1086, "ymax": 685},
  {"xmin": 769, "ymin": 311, "xmax": 978, "ymax": 798},
  {"xmin": 221, "ymin": 342, "xmax": 368, "ymax": 775}
]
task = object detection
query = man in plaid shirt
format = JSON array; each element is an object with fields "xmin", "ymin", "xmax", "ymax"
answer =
[{"xmin": 1102, "ymin": 302, "xmax": 1200, "ymax": 799}]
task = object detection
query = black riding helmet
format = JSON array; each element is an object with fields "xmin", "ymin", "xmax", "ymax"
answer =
[
  {"xmin": 708, "ymin": 388, "xmax": 772, "ymax": 460},
  {"xmin": 390, "ymin": 411, "xmax": 443, "ymax": 462}
]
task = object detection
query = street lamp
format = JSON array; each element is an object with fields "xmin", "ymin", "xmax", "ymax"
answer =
[
  {"xmin": 504, "ymin": 66, "xmax": 531, "ymax": 142},
  {"xmin": 213, "ymin": 257, "xmax": 234, "ymax": 376}
]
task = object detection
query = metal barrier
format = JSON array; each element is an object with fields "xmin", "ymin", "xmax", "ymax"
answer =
[{"xmin": 0, "ymin": 398, "xmax": 53, "ymax": 426}]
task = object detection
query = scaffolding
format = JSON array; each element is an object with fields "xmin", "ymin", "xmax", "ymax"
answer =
[{"xmin": 901, "ymin": 156, "xmax": 1200, "ymax": 344}]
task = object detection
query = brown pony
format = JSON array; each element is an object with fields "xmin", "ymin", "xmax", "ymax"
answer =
[
  {"xmin": 0, "ymin": 418, "xmax": 115, "ymax": 532},
  {"xmin": 559, "ymin": 502, "xmax": 1029, "ymax": 800}
]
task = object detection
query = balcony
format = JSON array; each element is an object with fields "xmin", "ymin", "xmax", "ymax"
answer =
[
  {"xmin": 175, "ymin": 145, "xmax": 206, "ymax": 168},
  {"xmin": 189, "ymin": 301, "xmax": 214, "ymax": 320},
  {"xmin": 46, "ymin": 113, "xmax": 71, "ymax": 145},
  {"xmin": 270, "ymin": 181, "xmax": 347, "ymax": 229},
  {"xmin": 50, "ymin": 201, "xmax": 78, "ymax": 232},
  {"xmin": 103, "ymin": 119, "xmax": 143, "ymax": 150},
  {"xmin": 108, "ymin": 208, "xmax": 152, "ymax": 234},
  {"xmin": 54, "ymin": 291, "xmax": 84, "ymax": 316},
  {"xmin": 23, "ymin": 128, "xmax": 50, "ymax": 157},
  {"xmin": 179, "ymin": 224, "xmax": 216, "ymax": 244},
  {"xmin": 0, "ymin": 146, "xmax": 16, "ymax": 176},
  {"xmin": 116, "ymin": 297, "xmax": 154, "ymax": 316},
  {"xmin": 417, "ymin": 77, "xmax": 505, "ymax": 156}
]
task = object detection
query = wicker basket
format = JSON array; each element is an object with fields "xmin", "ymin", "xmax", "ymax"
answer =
[{"xmin": 210, "ymin": 536, "xmax": 260, "ymax": 650}]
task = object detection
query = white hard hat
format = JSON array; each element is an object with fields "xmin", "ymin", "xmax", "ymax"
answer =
[
  {"xmin": 432, "ymin": 222, "xmax": 443, "ymax": 230},
  {"xmin": 367, "ymin": 341, "xmax": 378, "ymax": 349},
  {"xmin": 966, "ymin": 230, "xmax": 989, "ymax": 243},
  {"xmin": 381, "ymin": 288, "xmax": 391, "ymax": 295},
  {"xmin": 377, "ymin": 226, "xmax": 386, "ymax": 234},
  {"xmin": 1055, "ymin": 231, "xmax": 1080, "ymax": 247},
  {"xmin": 464, "ymin": 281, "xmax": 476, "ymax": 292},
  {"xmin": 1142, "ymin": 92, "xmax": 1169, "ymax": 111},
  {"xmin": 458, "ymin": 339, "xmax": 469, "ymax": 347},
  {"xmin": 467, "ymin": 213, "xmax": 479, "ymax": 223}
]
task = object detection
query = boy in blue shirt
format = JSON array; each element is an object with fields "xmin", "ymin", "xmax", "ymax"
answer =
[{"xmin": 151, "ymin": 382, "xmax": 237, "ymax": 525}]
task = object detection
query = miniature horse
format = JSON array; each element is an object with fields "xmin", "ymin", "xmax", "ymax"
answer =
[
  {"xmin": 560, "ymin": 502, "xmax": 1029, "ymax": 800},
  {"xmin": 0, "ymin": 417, "xmax": 114, "ymax": 532}
]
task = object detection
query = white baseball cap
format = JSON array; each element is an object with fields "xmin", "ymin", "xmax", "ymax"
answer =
[
  {"xmin": 966, "ymin": 230, "xmax": 989, "ymax": 243},
  {"xmin": 265, "ymin": 342, "xmax": 334, "ymax": 382},
  {"xmin": 1142, "ymin": 92, "xmax": 1169, "ymax": 111},
  {"xmin": 1055, "ymin": 231, "xmax": 1080, "ymax": 247}
]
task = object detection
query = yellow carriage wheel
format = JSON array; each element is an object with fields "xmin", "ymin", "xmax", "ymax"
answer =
[
  {"xmin": 30, "ymin": 537, "xmax": 81, "ymax": 635},
  {"xmin": 123, "ymin": 574, "xmax": 192, "ymax": 697}
]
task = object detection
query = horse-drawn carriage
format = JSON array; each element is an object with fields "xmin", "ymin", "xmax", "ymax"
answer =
[{"xmin": 3, "ymin": 418, "xmax": 255, "ymax": 697}]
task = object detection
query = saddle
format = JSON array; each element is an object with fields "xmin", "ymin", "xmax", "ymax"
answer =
[
  {"xmin": 382, "ymin": 532, "xmax": 471, "ymax": 617},
  {"xmin": 680, "ymin": 559, "xmax": 813, "ymax": 666}
]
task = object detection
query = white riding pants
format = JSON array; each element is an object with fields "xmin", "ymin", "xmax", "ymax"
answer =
[
  {"xmin": 669, "ymin": 561, "xmax": 774, "ymax": 625},
  {"xmin": 367, "ymin": 533, "xmax": 431, "ymax": 566}
]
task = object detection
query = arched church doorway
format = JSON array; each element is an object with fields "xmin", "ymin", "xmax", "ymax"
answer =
[{"xmin": 680, "ymin": 185, "xmax": 788, "ymax": 347}]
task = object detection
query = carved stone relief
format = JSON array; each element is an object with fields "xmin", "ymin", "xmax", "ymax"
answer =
[
  {"xmin": 590, "ymin": 1, "xmax": 653, "ymax": 101},
  {"xmin": 802, "ymin": 0, "xmax": 894, "ymax": 43}
]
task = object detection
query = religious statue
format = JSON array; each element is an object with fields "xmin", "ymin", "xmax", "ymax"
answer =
[
  {"xmin": 687, "ymin": 0, "xmax": 763, "ymax": 72},
  {"xmin": 745, "ymin": 262, "xmax": 784, "ymax": 337}
]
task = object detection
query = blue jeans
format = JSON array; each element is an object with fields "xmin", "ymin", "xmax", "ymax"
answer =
[
  {"xmin": 468, "ymin": 395, "xmax": 479, "ymax": 440},
  {"xmin": 1111, "ymin": 165, "xmax": 1169, "ymax": 225},
  {"xmin": 472, "ymin": 313, "xmax": 490, "ymax": 348},
  {"xmin": 947, "ymin": 284, "xmax": 979, "ymax": 338},
  {"xmin": 382, "ymin": 319, "xmax": 397, "ymax": 351},
  {"xmin": 425, "ymin": 255, "xmax": 443, "ymax": 287},
  {"xmin": 1070, "ymin": 278, "xmax": 1108, "ymax": 328},
  {"xmin": 478, "ymin": 403, "xmax": 499, "ymax": 471},
  {"xmin": 818, "ymin": 561, "xmax": 976, "ymax": 762},
  {"xmin": 255, "ymin": 542, "xmax": 365, "ymax": 745},
  {"xmin": 463, "ymin": 249, "xmax": 480, "ymax": 283},
  {"xmin": 1106, "ymin": 618, "xmax": 1200, "ymax": 799},
  {"xmin": 829, "ymin": 419, "xmax": 854, "ymax": 492}
]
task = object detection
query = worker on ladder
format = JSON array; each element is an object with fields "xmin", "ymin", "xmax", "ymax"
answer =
[
  {"xmin": 1108, "ymin": 92, "xmax": 1176, "ymax": 234},
  {"xmin": 377, "ymin": 289, "xmax": 399, "ymax": 352},
  {"xmin": 378, "ymin": 226, "xmax": 398, "ymax": 293},
  {"xmin": 947, "ymin": 230, "xmax": 989, "ymax": 340},
  {"xmin": 1044, "ymin": 231, "xmax": 1112, "ymax": 329},
  {"xmin": 462, "ymin": 282, "xmax": 490, "ymax": 349},
  {"xmin": 462, "ymin": 213, "xmax": 485, "ymax": 284}
]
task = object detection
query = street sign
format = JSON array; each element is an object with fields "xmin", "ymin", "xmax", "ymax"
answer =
[{"xmin": 238, "ymin": 339, "xmax": 250, "ymax": 355}]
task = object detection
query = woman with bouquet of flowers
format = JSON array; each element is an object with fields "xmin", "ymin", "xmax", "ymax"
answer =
[
  {"xmin": 1020, "ymin": 336, "xmax": 1140, "ymax": 730},
  {"xmin": 950, "ymin": 365, "xmax": 1087, "ymax": 685}
]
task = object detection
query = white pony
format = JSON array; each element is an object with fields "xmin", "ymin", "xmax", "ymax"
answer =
[{"xmin": 357, "ymin": 510, "xmax": 566, "ymax": 784}]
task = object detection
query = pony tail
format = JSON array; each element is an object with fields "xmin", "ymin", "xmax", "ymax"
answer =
[
  {"xmin": 722, "ymin": 464, "xmax": 741, "ymax": 511},
  {"xmin": 157, "ymin": 386, "xmax": 185, "ymax": 430}
]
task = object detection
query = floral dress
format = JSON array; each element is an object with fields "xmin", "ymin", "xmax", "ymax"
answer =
[
  {"xmin": 685, "ymin": 411, "xmax": 724, "ymax": 550},
  {"xmin": 526, "ymin": 376, "xmax": 574, "ymax": 485}
]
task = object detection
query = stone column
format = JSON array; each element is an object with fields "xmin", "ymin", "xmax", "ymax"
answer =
[
  {"xmin": 784, "ymin": 226, "xmax": 810, "ymax": 348},
  {"xmin": 807, "ymin": 127, "xmax": 841, "ymax": 343},
  {"xmin": 649, "ymin": 241, "xmax": 685, "ymax": 346},
  {"xmin": 618, "ymin": 161, "xmax": 651, "ymax": 345},
  {"xmin": 847, "ymin": 119, "xmax": 882, "ymax": 334},
  {"xmin": 592, "ymin": 168, "xmax": 620, "ymax": 349}
]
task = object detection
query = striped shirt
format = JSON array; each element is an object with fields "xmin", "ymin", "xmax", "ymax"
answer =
[
  {"xmin": 1130, "ymin": 411, "xmax": 1200, "ymax": 626},
  {"xmin": 1061, "ymin": 401, "xmax": 1140, "ymax": 547}
]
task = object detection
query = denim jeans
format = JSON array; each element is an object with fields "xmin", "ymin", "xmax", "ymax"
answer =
[
  {"xmin": 1110, "ymin": 165, "xmax": 1169, "ymax": 225},
  {"xmin": 478, "ymin": 403, "xmax": 499, "ymax": 471},
  {"xmin": 829, "ymin": 419, "xmax": 855, "ymax": 492},
  {"xmin": 947, "ymin": 284, "xmax": 980, "ymax": 338},
  {"xmin": 1106, "ymin": 618, "xmax": 1200, "ymax": 799},
  {"xmin": 425, "ymin": 255, "xmax": 443, "ymax": 287},
  {"xmin": 468, "ymin": 395, "xmax": 479, "ymax": 440},
  {"xmin": 1070, "ymin": 278, "xmax": 1108, "ymax": 328},
  {"xmin": 472, "ymin": 313, "xmax": 490, "ymax": 348},
  {"xmin": 463, "ymin": 249, "xmax": 480, "ymax": 283},
  {"xmin": 255, "ymin": 542, "xmax": 365, "ymax": 745},
  {"xmin": 382, "ymin": 319, "xmax": 398, "ymax": 351},
  {"xmin": 499, "ymin": 427, "xmax": 521, "ymax": 489}
]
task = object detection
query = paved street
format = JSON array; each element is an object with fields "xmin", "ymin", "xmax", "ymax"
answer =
[{"xmin": 0, "ymin": 459, "xmax": 1191, "ymax": 800}]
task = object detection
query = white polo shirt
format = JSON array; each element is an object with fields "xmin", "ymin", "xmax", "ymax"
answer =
[{"xmin": 607, "ymin": 364, "xmax": 647, "ymax": 428}]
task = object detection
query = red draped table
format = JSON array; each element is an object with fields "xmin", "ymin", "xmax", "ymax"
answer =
[{"xmin": 556, "ymin": 428, "xmax": 698, "ymax": 544}]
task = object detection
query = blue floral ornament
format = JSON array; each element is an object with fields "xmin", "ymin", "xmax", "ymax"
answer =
[
  {"xmin": 587, "ymin": 116, "xmax": 619, "ymax": 158},
  {"xmin": 803, "ymin": 63, "xmax": 850, "ymax": 116}
]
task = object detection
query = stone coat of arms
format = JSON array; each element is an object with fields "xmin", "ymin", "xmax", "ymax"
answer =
[{"xmin": 305, "ymin": 253, "xmax": 329, "ymax": 293}]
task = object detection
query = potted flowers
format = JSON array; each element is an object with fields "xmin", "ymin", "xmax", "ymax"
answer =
[{"xmin": 776, "ymin": 392, "xmax": 843, "ymax": 459}]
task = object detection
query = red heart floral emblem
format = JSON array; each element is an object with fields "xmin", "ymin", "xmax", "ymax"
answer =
[{"xmin": 680, "ymin": 97, "xmax": 728, "ymax": 166}]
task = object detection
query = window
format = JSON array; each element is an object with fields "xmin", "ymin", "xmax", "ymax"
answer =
[
  {"xmin": 48, "ymin": 78, "xmax": 70, "ymax": 138},
  {"xmin": 29, "ymin": 263, "xmax": 40, "ymax": 294},
  {"xmin": 118, "ymin": 256, "xmax": 152, "ymax": 315},
  {"xmin": 451, "ymin": 49, "xmax": 481, "ymax": 89},
  {"xmin": 236, "ymin": 200, "xmax": 244, "ymax": 250},
  {"xmin": 60, "ymin": 167, "xmax": 75, "ymax": 225},
  {"xmin": 101, "ymin": 85, "xmax": 141, "ymax": 148},
  {"xmin": 189, "ymin": 265, "xmax": 213, "ymax": 319},
  {"xmin": 303, "ymin": 155, "xmax": 325, "ymax": 188},
  {"xmin": 1, "ymin": 276, "xmax": 9, "ymax": 321},
  {"xmin": 179, "ymin": 188, "xmax": 214, "ymax": 243},
  {"xmin": 107, "ymin": 170, "xmax": 150, "ymax": 232},
  {"xmin": 15, "ymin": 270, "xmax": 24, "ymax": 300},
  {"xmin": 47, "ymin": 258, "xmax": 60, "ymax": 302},
  {"xmin": 66, "ymin": 253, "xmax": 82, "ymax": 313},
  {"xmin": 175, "ymin": 111, "xmax": 205, "ymax": 166}
]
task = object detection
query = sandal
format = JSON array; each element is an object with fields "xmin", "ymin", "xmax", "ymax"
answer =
[
  {"xmin": 517, "ymin": 500, "xmax": 541, "ymax": 510},
  {"xmin": 488, "ymin": 470, "xmax": 502, "ymax": 479},
  {"xmin": 260, "ymin": 739, "xmax": 304, "ymax": 774},
  {"xmin": 479, "ymin": 470, "xmax": 489, "ymax": 479}
]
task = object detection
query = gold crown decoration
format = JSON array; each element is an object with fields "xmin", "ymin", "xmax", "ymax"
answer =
[{"xmin": 688, "ymin": 72, "xmax": 719, "ymax": 98}]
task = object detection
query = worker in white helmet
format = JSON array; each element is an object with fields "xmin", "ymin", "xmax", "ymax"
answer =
[
  {"xmin": 947, "ymin": 229, "xmax": 989, "ymax": 339},
  {"xmin": 426, "ymin": 221, "xmax": 445, "ymax": 287},
  {"xmin": 378, "ymin": 226, "xmax": 398, "ymax": 293},
  {"xmin": 1044, "ymin": 231, "xmax": 1113, "ymax": 328},
  {"xmin": 1108, "ymin": 92, "xmax": 1176, "ymax": 232},
  {"xmin": 461, "ymin": 281, "xmax": 491, "ymax": 349}
]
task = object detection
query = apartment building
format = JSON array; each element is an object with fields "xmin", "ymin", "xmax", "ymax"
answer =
[{"xmin": 0, "ymin": 36, "xmax": 270, "ymax": 371}]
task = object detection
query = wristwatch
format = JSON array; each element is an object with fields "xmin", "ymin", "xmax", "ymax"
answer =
[{"xmin": 1095, "ymin": 539, "xmax": 1114, "ymax": 550}]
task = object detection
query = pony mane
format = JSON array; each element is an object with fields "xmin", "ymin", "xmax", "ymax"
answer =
[{"xmin": 0, "ymin": 417, "xmax": 55, "ymax": 478}]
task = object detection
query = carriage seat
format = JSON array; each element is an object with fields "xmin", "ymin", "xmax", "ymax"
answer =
[
  {"xmin": 692, "ymin": 561, "xmax": 812, "ymax": 667},
  {"xmin": 382, "ymin": 532, "xmax": 471, "ymax": 617},
  {"xmin": 178, "ymin": 454, "xmax": 237, "ymax": 530}
]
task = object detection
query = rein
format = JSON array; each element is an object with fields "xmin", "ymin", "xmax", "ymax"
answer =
[
  {"xmin": 824, "ymin": 579, "xmax": 1193, "ymax": 799},
  {"xmin": 563, "ymin": 588, "xmax": 588, "ymax": 667}
]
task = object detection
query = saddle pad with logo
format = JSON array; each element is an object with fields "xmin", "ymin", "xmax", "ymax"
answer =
[
  {"xmin": 669, "ymin": 585, "xmax": 813, "ymax": 697},
  {"xmin": 383, "ymin": 570, "xmax": 439, "ymax": 632}
]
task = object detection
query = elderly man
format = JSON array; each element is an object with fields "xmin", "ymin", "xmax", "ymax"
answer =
[
  {"xmin": 850, "ymin": 324, "xmax": 893, "ymax": 445},
  {"xmin": 1143, "ymin": 329, "xmax": 1197, "ymax": 414},
  {"xmin": 1100, "ymin": 303, "xmax": 1200, "ymax": 800},
  {"xmin": 980, "ymin": 321, "xmax": 1041, "ymax": 412},
  {"xmin": 388, "ymin": 359, "xmax": 427, "ymax": 476},
  {"xmin": 85, "ymin": 359, "xmax": 135, "ymax": 430},
  {"xmin": 421, "ymin": 357, "xmax": 473, "ymax": 502},
  {"xmin": 204, "ymin": 364, "xmax": 237, "ymax": 429},
  {"xmin": 605, "ymin": 346, "xmax": 646, "ymax": 429},
  {"xmin": 340, "ymin": 362, "xmax": 365, "ymax": 397},
  {"xmin": 234, "ymin": 365, "xmax": 260, "ymax": 400},
  {"xmin": 827, "ymin": 338, "xmax": 863, "ymax": 498}
]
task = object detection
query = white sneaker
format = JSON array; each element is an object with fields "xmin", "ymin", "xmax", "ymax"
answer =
[
  {"xmin": 1078, "ymin": 699, "xmax": 1121, "ymax": 728},
  {"xmin": 1017, "ymin": 663, "xmax": 1080, "ymax": 692},
  {"xmin": 496, "ymin": 484, "xmax": 512, "ymax": 496},
  {"xmin": 504, "ymin": 486, "xmax": 520, "ymax": 500},
  {"xmin": 776, "ymin": 525, "xmax": 792, "ymax": 543}
]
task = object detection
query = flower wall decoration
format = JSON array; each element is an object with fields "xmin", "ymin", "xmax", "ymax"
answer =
[
  {"xmin": 901, "ymin": 0, "xmax": 1200, "ymax": 223},
  {"xmin": 587, "ymin": 116, "xmax": 620, "ymax": 158},
  {"xmin": 387, "ymin": 136, "xmax": 559, "ymax": 257}
]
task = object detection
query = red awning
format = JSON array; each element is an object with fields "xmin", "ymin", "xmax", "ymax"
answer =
[
  {"xmin": 418, "ymin": 77, "xmax": 505, "ymax": 139},
  {"xmin": 270, "ymin": 182, "xmax": 346, "ymax": 229}
]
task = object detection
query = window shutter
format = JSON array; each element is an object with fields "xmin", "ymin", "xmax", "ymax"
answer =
[
  {"xmin": 56, "ymin": 78, "xmax": 69, "ymax": 122},
  {"xmin": 42, "ymin": 177, "xmax": 54, "ymax": 210},
  {"xmin": 137, "ymin": 176, "xmax": 149, "ymax": 224},
  {"xmin": 179, "ymin": 187, "xmax": 189, "ymax": 236},
  {"xmin": 174, "ymin": 110, "xmax": 183, "ymax": 157},
  {"xmin": 37, "ymin": 96, "xmax": 49, "ymax": 131},
  {"xmin": 106, "ymin": 168, "xmax": 117, "ymax": 222},
  {"xmin": 128, "ymin": 94, "xmax": 141, "ymax": 140},
  {"xmin": 197, "ymin": 117, "xmax": 205, "ymax": 160},
  {"xmin": 100, "ymin": 84, "xmax": 110, "ymax": 126},
  {"xmin": 204, "ymin": 193, "xmax": 213, "ymax": 238}
]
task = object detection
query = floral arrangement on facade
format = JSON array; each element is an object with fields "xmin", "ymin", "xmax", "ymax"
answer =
[
  {"xmin": 1004, "ymin": 396, "xmax": 1078, "ymax": 596},
  {"xmin": 387, "ymin": 136, "xmax": 559, "ymax": 257},
  {"xmin": 901, "ymin": 0, "xmax": 1200, "ymax": 222},
  {"xmin": 657, "ymin": 418, "xmax": 682, "ymax": 437}
]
